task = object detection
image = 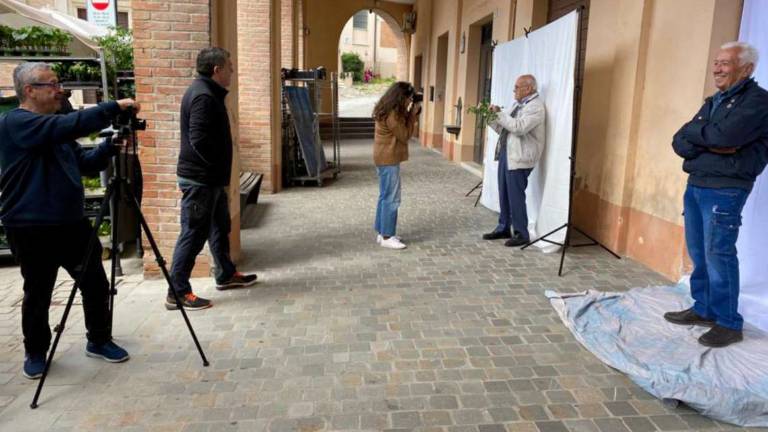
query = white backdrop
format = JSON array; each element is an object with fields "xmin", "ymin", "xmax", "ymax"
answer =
[
  {"xmin": 480, "ymin": 11, "xmax": 577, "ymax": 250},
  {"xmin": 737, "ymin": 0, "xmax": 768, "ymax": 331}
]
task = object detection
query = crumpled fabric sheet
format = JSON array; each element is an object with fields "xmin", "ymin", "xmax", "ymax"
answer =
[{"xmin": 546, "ymin": 284, "xmax": 768, "ymax": 427}]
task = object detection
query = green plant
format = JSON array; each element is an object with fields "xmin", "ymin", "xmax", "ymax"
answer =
[
  {"xmin": 94, "ymin": 27, "xmax": 134, "ymax": 98},
  {"xmin": 82, "ymin": 176, "xmax": 102, "ymax": 190},
  {"xmin": 70, "ymin": 62, "xmax": 88, "ymax": 81},
  {"xmin": 0, "ymin": 25, "xmax": 14, "ymax": 52},
  {"xmin": 12, "ymin": 27, "xmax": 32, "ymax": 52},
  {"xmin": 341, "ymin": 52, "xmax": 364, "ymax": 82},
  {"xmin": 97, "ymin": 220, "xmax": 111, "ymax": 237},
  {"xmin": 51, "ymin": 62, "xmax": 71, "ymax": 81},
  {"xmin": 467, "ymin": 99, "xmax": 500, "ymax": 128},
  {"xmin": 51, "ymin": 29, "xmax": 72, "ymax": 55}
]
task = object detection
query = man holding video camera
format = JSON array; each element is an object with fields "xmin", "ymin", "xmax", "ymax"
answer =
[
  {"xmin": 0, "ymin": 62, "xmax": 139, "ymax": 379},
  {"xmin": 166, "ymin": 47, "xmax": 258, "ymax": 311}
]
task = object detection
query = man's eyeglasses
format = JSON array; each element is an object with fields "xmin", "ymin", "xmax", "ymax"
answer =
[{"xmin": 29, "ymin": 82, "xmax": 63, "ymax": 90}]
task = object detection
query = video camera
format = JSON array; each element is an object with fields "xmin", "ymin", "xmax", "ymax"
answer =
[
  {"xmin": 412, "ymin": 92, "xmax": 424, "ymax": 104},
  {"xmin": 112, "ymin": 107, "xmax": 146, "ymax": 137}
]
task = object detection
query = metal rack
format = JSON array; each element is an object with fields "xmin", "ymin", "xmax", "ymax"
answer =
[{"xmin": 281, "ymin": 68, "xmax": 341, "ymax": 186}]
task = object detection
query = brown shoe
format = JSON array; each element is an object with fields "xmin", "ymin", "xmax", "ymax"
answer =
[
  {"xmin": 663, "ymin": 308, "xmax": 715, "ymax": 327},
  {"xmin": 698, "ymin": 325, "xmax": 743, "ymax": 348}
]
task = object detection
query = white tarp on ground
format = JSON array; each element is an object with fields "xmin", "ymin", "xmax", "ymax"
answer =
[
  {"xmin": 547, "ymin": 284, "xmax": 768, "ymax": 427},
  {"xmin": 735, "ymin": 0, "xmax": 768, "ymax": 332},
  {"xmin": 480, "ymin": 11, "xmax": 576, "ymax": 249}
]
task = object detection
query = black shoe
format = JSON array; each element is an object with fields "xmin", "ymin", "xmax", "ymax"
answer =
[
  {"xmin": 663, "ymin": 308, "xmax": 715, "ymax": 327},
  {"xmin": 698, "ymin": 325, "xmax": 743, "ymax": 348},
  {"xmin": 483, "ymin": 230, "xmax": 511, "ymax": 240},
  {"xmin": 504, "ymin": 235, "xmax": 529, "ymax": 247},
  {"xmin": 165, "ymin": 293, "xmax": 212, "ymax": 311},
  {"xmin": 216, "ymin": 272, "xmax": 258, "ymax": 290}
]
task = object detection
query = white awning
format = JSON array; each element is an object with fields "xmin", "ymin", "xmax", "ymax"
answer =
[{"xmin": 0, "ymin": 0, "xmax": 106, "ymax": 58}]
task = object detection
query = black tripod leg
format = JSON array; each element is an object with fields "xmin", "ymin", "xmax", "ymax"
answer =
[
  {"xmin": 122, "ymin": 188, "xmax": 210, "ymax": 367},
  {"xmin": 558, "ymin": 225, "xmax": 571, "ymax": 277},
  {"xmin": 474, "ymin": 187, "xmax": 482, "ymax": 207},
  {"xmin": 31, "ymin": 184, "xmax": 114, "ymax": 409},
  {"xmin": 465, "ymin": 181, "xmax": 482, "ymax": 197},
  {"xmin": 521, "ymin": 223, "xmax": 567, "ymax": 250},
  {"xmin": 573, "ymin": 227, "xmax": 621, "ymax": 259}
]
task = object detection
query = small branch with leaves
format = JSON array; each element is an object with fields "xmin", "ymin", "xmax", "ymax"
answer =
[{"xmin": 467, "ymin": 99, "xmax": 501, "ymax": 128}]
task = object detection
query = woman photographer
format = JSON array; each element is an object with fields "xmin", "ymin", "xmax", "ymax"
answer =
[{"xmin": 372, "ymin": 81, "xmax": 422, "ymax": 250}]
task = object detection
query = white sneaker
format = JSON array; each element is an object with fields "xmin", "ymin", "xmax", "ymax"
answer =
[
  {"xmin": 376, "ymin": 234, "xmax": 400, "ymax": 244},
  {"xmin": 380, "ymin": 236, "xmax": 406, "ymax": 249}
]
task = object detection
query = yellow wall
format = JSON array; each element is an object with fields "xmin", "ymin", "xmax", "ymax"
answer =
[
  {"xmin": 409, "ymin": 0, "xmax": 743, "ymax": 280},
  {"xmin": 411, "ymin": 0, "xmax": 547, "ymax": 161},
  {"xmin": 574, "ymin": 0, "xmax": 743, "ymax": 278}
]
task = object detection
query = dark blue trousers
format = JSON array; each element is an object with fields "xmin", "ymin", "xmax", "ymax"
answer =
[
  {"xmin": 495, "ymin": 144, "xmax": 532, "ymax": 240},
  {"xmin": 170, "ymin": 185, "xmax": 237, "ymax": 296}
]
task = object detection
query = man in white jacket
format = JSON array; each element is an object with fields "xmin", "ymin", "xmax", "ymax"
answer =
[{"xmin": 482, "ymin": 74, "xmax": 546, "ymax": 247}]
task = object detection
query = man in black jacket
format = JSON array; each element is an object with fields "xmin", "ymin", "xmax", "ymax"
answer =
[
  {"xmin": 0, "ymin": 62, "xmax": 139, "ymax": 379},
  {"xmin": 665, "ymin": 42, "xmax": 768, "ymax": 347},
  {"xmin": 167, "ymin": 47, "xmax": 257, "ymax": 311}
]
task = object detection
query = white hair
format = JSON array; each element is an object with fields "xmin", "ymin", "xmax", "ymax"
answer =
[
  {"xmin": 721, "ymin": 41, "xmax": 759, "ymax": 68},
  {"xmin": 13, "ymin": 62, "xmax": 52, "ymax": 102}
]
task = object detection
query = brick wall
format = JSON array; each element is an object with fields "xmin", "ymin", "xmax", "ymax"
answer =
[
  {"xmin": 133, "ymin": 0, "xmax": 211, "ymax": 278},
  {"xmin": 281, "ymin": 0, "xmax": 293, "ymax": 69},
  {"xmin": 237, "ymin": 0, "xmax": 279, "ymax": 192}
]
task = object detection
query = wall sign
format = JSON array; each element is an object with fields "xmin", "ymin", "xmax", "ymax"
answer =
[{"xmin": 87, "ymin": 0, "xmax": 117, "ymax": 29}]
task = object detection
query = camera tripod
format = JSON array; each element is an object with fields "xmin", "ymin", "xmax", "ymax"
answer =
[{"xmin": 31, "ymin": 125, "xmax": 210, "ymax": 409}]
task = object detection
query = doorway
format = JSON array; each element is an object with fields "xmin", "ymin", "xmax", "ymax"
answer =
[{"xmin": 473, "ymin": 22, "xmax": 493, "ymax": 164}]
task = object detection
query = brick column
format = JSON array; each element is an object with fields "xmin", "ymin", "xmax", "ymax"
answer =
[
  {"xmin": 133, "ymin": 0, "xmax": 211, "ymax": 278},
  {"xmin": 237, "ymin": 0, "xmax": 281, "ymax": 192},
  {"xmin": 281, "ymin": 0, "xmax": 294, "ymax": 69}
]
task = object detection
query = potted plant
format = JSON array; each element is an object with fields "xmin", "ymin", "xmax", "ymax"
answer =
[
  {"xmin": 0, "ymin": 25, "xmax": 14, "ymax": 56},
  {"xmin": 86, "ymin": 64, "xmax": 102, "ymax": 82},
  {"xmin": 70, "ymin": 62, "xmax": 88, "ymax": 82},
  {"xmin": 51, "ymin": 29, "xmax": 72, "ymax": 56},
  {"xmin": 11, "ymin": 27, "xmax": 31, "ymax": 56},
  {"xmin": 51, "ymin": 62, "xmax": 71, "ymax": 82}
]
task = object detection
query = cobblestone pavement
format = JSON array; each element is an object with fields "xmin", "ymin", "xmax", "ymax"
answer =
[{"xmin": 0, "ymin": 140, "xmax": 757, "ymax": 431}]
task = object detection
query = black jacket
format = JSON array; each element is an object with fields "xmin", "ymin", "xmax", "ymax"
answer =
[
  {"xmin": 672, "ymin": 78, "xmax": 768, "ymax": 191},
  {"xmin": 0, "ymin": 102, "xmax": 119, "ymax": 226},
  {"xmin": 178, "ymin": 76, "xmax": 233, "ymax": 186}
]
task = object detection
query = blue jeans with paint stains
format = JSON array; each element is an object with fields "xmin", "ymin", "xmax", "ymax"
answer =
[{"xmin": 684, "ymin": 184, "xmax": 749, "ymax": 330}]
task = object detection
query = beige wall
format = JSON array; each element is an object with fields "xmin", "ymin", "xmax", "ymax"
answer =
[
  {"xmin": 574, "ymin": 0, "xmax": 743, "ymax": 279},
  {"xmin": 410, "ymin": 0, "xmax": 744, "ymax": 280},
  {"xmin": 412, "ymin": 0, "xmax": 546, "ymax": 160}
]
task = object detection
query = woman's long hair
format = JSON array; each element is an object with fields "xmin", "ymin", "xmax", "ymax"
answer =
[{"xmin": 373, "ymin": 81, "xmax": 414, "ymax": 122}]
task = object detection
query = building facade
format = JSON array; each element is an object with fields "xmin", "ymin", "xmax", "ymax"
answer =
[{"xmin": 3, "ymin": 0, "xmax": 747, "ymax": 281}]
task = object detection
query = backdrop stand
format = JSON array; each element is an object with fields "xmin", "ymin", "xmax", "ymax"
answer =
[
  {"xmin": 520, "ymin": 5, "xmax": 620, "ymax": 276},
  {"xmin": 465, "ymin": 181, "xmax": 482, "ymax": 207}
]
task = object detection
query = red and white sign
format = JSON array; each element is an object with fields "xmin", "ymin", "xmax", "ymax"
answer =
[{"xmin": 86, "ymin": 0, "xmax": 117, "ymax": 28}]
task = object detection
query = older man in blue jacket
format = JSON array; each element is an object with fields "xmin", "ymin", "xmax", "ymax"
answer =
[
  {"xmin": 665, "ymin": 42, "xmax": 768, "ymax": 347},
  {"xmin": 0, "ymin": 62, "xmax": 139, "ymax": 378}
]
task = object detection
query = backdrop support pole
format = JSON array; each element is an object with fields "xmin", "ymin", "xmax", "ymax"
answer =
[{"xmin": 520, "ymin": 5, "xmax": 620, "ymax": 276}]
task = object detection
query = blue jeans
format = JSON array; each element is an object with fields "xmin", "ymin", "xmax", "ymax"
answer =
[
  {"xmin": 684, "ymin": 184, "xmax": 749, "ymax": 330},
  {"xmin": 374, "ymin": 165, "xmax": 401, "ymax": 237},
  {"xmin": 496, "ymin": 144, "xmax": 532, "ymax": 240},
  {"xmin": 170, "ymin": 185, "xmax": 237, "ymax": 295}
]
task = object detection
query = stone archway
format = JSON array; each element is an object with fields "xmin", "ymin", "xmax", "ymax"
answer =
[{"xmin": 336, "ymin": 8, "xmax": 409, "ymax": 81}]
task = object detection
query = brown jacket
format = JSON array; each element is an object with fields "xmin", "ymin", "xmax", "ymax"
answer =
[{"xmin": 373, "ymin": 111, "xmax": 416, "ymax": 166}]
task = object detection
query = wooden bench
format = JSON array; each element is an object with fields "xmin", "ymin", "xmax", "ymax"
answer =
[{"xmin": 239, "ymin": 172, "xmax": 263, "ymax": 222}]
